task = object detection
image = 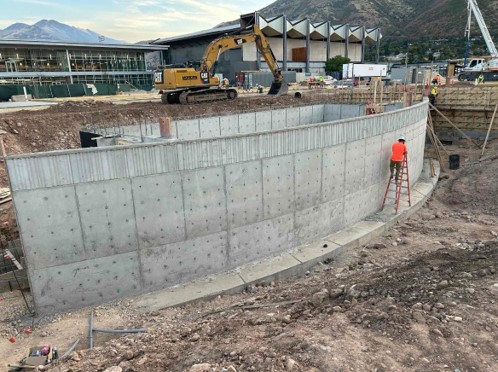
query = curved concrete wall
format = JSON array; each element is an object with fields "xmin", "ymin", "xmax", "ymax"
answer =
[{"xmin": 7, "ymin": 101, "xmax": 428, "ymax": 314}]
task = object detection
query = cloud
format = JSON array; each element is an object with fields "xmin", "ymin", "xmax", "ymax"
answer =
[
  {"xmin": 16, "ymin": 0, "xmax": 58, "ymax": 5},
  {"xmin": 0, "ymin": 0, "xmax": 273, "ymax": 42},
  {"xmin": 173, "ymin": 0, "xmax": 245, "ymax": 22}
]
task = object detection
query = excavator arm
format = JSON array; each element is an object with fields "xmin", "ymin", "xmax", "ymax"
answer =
[
  {"xmin": 199, "ymin": 25, "xmax": 286, "ymax": 93},
  {"xmin": 156, "ymin": 22, "xmax": 287, "ymax": 104}
]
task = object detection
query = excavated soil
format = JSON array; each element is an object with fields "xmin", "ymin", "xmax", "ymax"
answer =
[{"xmin": 0, "ymin": 96, "xmax": 497, "ymax": 372}]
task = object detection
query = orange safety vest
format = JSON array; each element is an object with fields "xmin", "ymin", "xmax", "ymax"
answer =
[{"xmin": 391, "ymin": 142, "xmax": 407, "ymax": 162}]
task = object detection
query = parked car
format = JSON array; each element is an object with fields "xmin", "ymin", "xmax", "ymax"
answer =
[{"xmin": 323, "ymin": 75, "xmax": 337, "ymax": 85}]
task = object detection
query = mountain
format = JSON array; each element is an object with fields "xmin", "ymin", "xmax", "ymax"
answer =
[
  {"xmin": 258, "ymin": 0, "xmax": 498, "ymax": 40},
  {"xmin": 0, "ymin": 20, "xmax": 125, "ymax": 44}
]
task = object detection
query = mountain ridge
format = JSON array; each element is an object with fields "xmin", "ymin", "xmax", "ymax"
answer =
[
  {"xmin": 258, "ymin": 0, "xmax": 497, "ymax": 40},
  {"xmin": 0, "ymin": 19, "xmax": 124, "ymax": 44}
]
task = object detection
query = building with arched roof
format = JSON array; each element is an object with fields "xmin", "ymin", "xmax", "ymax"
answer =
[{"xmin": 153, "ymin": 12, "xmax": 381, "ymax": 82}]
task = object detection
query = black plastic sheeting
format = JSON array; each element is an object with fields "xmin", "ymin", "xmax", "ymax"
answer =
[{"xmin": 0, "ymin": 83, "xmax": 151, "ymax": 101}]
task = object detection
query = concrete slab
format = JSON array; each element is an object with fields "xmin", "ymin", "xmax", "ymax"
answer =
[
  {"xmin": 271, "ymin": 109, "xmax": 287, "ymax": 130},
  {"xmin": 176, "ymin": 119, "xmax": 200, "ymax": 140},
  {"xmin": 262, "ymin": 155, "xmax": 294, "ymax": 219},
  {"xmin": 31, "ymin": 251, "xmax": 142, "ymax": 314},
  {"xmin": 291, "ymin": 240, "xmax": 341, "ymax": 267},
  {"xmin": 132, "ymin": 172, "xmax": 185, "ymax": 249},
  {"xmin": 199, "ymin": 117, "xmax": 221, "ymax": 138},
  {"xmin": 295, "ymin": 150, "xmax": 322, "ymax": 210},
  {"xmin": 182, "ymin": 167, "xmax": 227, "ymax": 239},
  {"xmin": 238, "ymin": 252, "xmax": 302, "ymax": 284},
  {"xmin": 324, "ymin": 103, "xmax": 342, "ymax": 121},
  {"xmin": 299, "ymin": 106, "xmax": 313, "ymax": 125},
  {"xmin": 413, "ymin": 182, "xmax": 434, "ymax": 195},
  {"xmin": 295, "ymin": 199, "xmax": 344, "ymax": 245},
  {"xmin": 325, "ymin": 225, "xmax": 371, "ymax": 247},
  {"xmin": 354, "ymin": 220, "xmax": 386, "ymax": 239},
  {"xmin": 220, "ymin": 115, "xmax": 239, "ymax": 136},
  {"xmin": 344, "ymin": 139, "xmax": 366, "ymax": 195},
  {"xmin": 140, "ymin": 231, "xmax": 228, "ymax": 290},
  {"xmin": 286, "ymin": 107, "xmax": 300, "ymax": 127},
  {"xmin": 225, "ymin": 160, "xmax": 264, "ymax": 228},
  {"xmin": 255, "ymin": 111, "xmax": 272, "ymax": 132},
  {"xmin": 0, "ymin": 100, "xmax": 58, "ymax": 109},
  {"xmin": 312, "ymin": 105, "xmax": 325, "ymax": 124},
  {"xmin": 69, "ymin": 149, "xmax": 129, "ymax": 184},
  {"xmin": 14, "ymin": 186, "xmax": 84, "ymax": 270},
  {"xmin": 133, "ymin": 271, "xmax": 246, "ymax": 313},
  {"xmin": 322, "ymin": 144, "xmax": 346, "ymax": 202},
  {"xmin": 364, "ymin": 135, "xmax": 383, "ymax": 184},
  {"xmin": 239, "ymin": 112, "xmax": 256, "ymax": 133},
  {"xmin": 7, "ymin": 155, "xmax": 73, "ymax": 191},
  {"xmin": 125, "ymin": 144, "xmax": 180, "ymax": 178},
  {"xmin": 228, "ymin": 214, "xmax": 295, "ymax": 268},
  {"xmin": 76, "ymin": 179, "xmax": 138, "ymax": 258}
]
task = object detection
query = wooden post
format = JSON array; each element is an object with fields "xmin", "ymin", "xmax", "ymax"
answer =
[
  {"xmin": 159, "ymin": 116, "xmax": 173, "ymax": 138},
  {"xmin": 481, "ymin": 104, "xmax": 498, "ymax": 157},
  {"xmin": 429, "ymin": 103, "xmax": 481, "ymax": 148},
  {"xmin": 0, "ymin": 129, "xmax": 7, "ymax": 160},
  {"xmin": 373, "ymin": 80, "xmax": 378, "ymax": 104}
]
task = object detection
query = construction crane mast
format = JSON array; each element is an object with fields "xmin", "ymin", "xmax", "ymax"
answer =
[
  {"xmin": 459, "ymin": 0, "xmax": 498, "ymax": 81},
  {"xmin": 466, "ymin": 0, "xmax": 498, "ymax": 58}
]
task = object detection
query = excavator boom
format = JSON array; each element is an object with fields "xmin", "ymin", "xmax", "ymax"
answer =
[{"xmin": 155, "ymin": 22, "xmax": 287, "ymax": 104}]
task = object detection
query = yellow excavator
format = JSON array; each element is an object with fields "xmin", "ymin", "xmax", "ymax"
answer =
[{"xmin": 154, "ymin": 23, "xmax": 288, "ymax": 104}]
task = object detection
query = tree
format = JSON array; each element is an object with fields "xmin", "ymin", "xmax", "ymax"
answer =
[{"xmin": 325, "ymin": 55, "xmax": 351, "ymax": 74}]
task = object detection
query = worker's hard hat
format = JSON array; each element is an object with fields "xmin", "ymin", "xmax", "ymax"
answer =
[{"xmin": 398, "ymin": 136, "xmax": 405, "ymax": 141}]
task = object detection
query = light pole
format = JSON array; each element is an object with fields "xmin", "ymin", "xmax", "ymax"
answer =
[{"xmin": 404, "ymin": 52, "xmax": 409, "ymax": 85}]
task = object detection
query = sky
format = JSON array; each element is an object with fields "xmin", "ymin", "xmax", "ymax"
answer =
[{"xmin": 0, "ymin": 0, "xmax": 275, "ymax": 42}]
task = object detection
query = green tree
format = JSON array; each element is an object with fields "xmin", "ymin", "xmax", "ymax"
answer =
[{"xmin": 325, "ymin": 55, "xmax": 351, "ymax": 74}]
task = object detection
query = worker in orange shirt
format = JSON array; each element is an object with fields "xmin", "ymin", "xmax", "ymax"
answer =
[{"xmin": 390, "ymin": 136, "xmax": 407, "ymax": 182}]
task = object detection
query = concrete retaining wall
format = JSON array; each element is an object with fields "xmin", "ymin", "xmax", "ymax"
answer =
[
  {"xmin": 7, "ymin": 101, "xmax": 428, "ymax": 314},
  {"xmin": 433, "ymin": 86, "xmax": 498, "ymax": 139},
  {"xmin": 88, "ymin": 103, "xmax": 370, "ymax": 142}
]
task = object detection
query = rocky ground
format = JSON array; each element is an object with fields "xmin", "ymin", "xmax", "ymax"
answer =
[{"xmin": 0, "ymin": 138, "xmax": 496, "ymax": 371}]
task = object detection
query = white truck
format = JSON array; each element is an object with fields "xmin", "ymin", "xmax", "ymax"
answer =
[
  {"xmin": 342, "ymin": 63, "xmax": 388, "ymax": 79},
  {"xmin": 459, "ymin": 0, "xmax": 498, "ymax": 82}
]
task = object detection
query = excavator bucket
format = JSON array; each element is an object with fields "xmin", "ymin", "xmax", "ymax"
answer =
[{"xmin": 267, "ymin": 80, "xmax": 288, "ymax": 96}]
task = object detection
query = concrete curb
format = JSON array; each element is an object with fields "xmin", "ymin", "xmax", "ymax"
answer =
[{"xmin": 133, "ymin": 159, "xmax": 440, "ymax": 313}]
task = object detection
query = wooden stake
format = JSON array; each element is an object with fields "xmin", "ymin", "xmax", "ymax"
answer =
[
  {"xmin": 428, "ymin": 113, "xmax": 449, "ymax": 156},
  {"xmin": 481, "ymin": 103, "xmax": 498, "ymax": 157},
  {"xmin": 426, "ymin": 113, "xmax": 446, "ymax": 170},
  {"xmin": 429, "ymin": 103, "xmax": 480, "ymax": 148}
]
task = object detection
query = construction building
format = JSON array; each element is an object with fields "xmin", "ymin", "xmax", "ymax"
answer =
[
  {"xmin": 0, "ymin": 40, "xmax": 168, "ymax": 98},
  {"xmin": 153, "ymin": 12, "xmax": 382, "ymax": 83}
]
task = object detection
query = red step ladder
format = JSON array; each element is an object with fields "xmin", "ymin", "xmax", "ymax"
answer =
[{"xmin": 381, "ymin": 154, "xmax": 411, "ymax": 213}]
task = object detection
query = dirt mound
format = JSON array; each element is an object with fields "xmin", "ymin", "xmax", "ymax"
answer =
[{"xmin": 430, "ymin": 138, "xmax": 498, "ymax": 216}]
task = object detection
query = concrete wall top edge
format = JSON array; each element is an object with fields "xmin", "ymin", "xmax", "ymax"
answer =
[{"xmin": 7, "ymin": 101, "xmax": 427, "ymax": 161}]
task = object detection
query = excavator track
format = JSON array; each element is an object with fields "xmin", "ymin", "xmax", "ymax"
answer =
[{"xmin": 177, "ymin": 88, "xmax": 238, "ymax": 104}]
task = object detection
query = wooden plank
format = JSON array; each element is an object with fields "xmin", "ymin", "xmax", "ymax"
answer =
[{"xmin": 481, "ymin": 104, "xmax": 498, "ymax": 157}]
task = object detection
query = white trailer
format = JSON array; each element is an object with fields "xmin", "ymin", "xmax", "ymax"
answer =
[{"xmin": 343, "ymin": 63, "xmax": 388, "ymax": 78}]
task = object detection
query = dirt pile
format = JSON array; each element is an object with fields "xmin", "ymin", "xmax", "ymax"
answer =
[{"xmin": 49, "ymin": 240, "xmax": 497, "ymax": 372}]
